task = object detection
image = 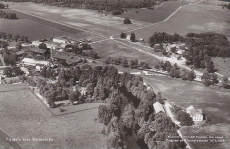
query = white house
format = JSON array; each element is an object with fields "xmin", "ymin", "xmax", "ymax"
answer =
[
  {"xmin": 53, "ymin": 37, "xmax": 68, "ymax": 44},
  {"xmin": 186, "ymin": 105, "xmax": 203, "ymax": 121},
  {"xmin": 153, "ymin": 101, "xmax": 165, "ymax": 113}
]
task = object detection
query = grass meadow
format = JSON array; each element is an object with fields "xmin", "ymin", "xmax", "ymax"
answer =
[{"xmin": 0, "ymin": 84, "xmax": 106, "ymax": 149}]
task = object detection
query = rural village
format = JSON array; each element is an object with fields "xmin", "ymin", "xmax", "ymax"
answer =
[{"xmin": 0, "ymin": 0, "xmax": 230, "ymax": 149}]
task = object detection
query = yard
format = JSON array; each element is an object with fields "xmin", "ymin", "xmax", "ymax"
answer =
[{"xmin": 0, "ymin": 84, "xmax": 106, "ymax": 149}]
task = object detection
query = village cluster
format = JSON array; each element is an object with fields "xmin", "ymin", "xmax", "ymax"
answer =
[{"xmin": 0, "ymin": 35, "xmax": 96, "ymax": 82}]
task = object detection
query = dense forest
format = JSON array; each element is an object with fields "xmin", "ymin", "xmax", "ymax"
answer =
[
  {"xmin": 3, "ymin": 0, "xmax": 160, "ymax": 12},
  {"xmin": 25, "ymin": 65, "xmax": 186, "ymax": 149}
]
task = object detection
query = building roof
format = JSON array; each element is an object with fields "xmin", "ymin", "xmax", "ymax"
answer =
[
  {"xmin": 53, "ymin": 36, "xmax": 69, "ymax": 42},
  {"xmin": 190, "ymin": 108, "xmax": 203, "ymax": 117},
  {"xmin": 53, "ymin": 52, "xmax": 73, "ymax": 60},
  {"xmin": 153, "ymin": 101, "xmax": 165, "ymax": 113},
  {"xmin": 187, "ymin": 105, "xmax": 194, "ymax": 111},
  {"xmin": 22, "ymin": 58, "xmax": 50, "ymax": 66},
  {"xmin": 30, "ymin": 48, "xmax": 47, "ymax": 54},
  {"xmin": 16, "ymin": 50, "xmax": 25, "ymax": 56}
]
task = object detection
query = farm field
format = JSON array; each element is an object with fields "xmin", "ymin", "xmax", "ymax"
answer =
[
  {"xmin": 91, "ymin": 40, "xmax": 159, "ymax": 66},
  {"xmin": 123, "ymin": 4, "xmax": 230, "ymax": 41},
  {"xmin": 2, "ymin": 9, "xmax": 106, "ymax": 42},
  {"xmin": 0, "ymin": 18, "xmax": 71, "ymax": 41},
  {"xmin": 144, "ymin": 75, "xmax": 230, "ymax": 148},
  {"xmin": 0, "ymin": 84, "xmax": 106, "ymax": 149},
  {"xmin": 6, "ymin": 2, "xmax": 150, "ymax": 37},
  {"xmin": 120, "ymin": 1, "xmax": 189, "ymax": 23}
]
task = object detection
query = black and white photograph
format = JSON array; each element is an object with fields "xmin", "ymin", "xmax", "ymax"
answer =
[{"xmin": 0, "ymin": 0, "xmax": 229, "ymax": 148}]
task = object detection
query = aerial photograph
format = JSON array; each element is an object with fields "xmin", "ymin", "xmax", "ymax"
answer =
[{"xmin": 0, "ymin": 0, "xmax": 229, "ymax": 148}]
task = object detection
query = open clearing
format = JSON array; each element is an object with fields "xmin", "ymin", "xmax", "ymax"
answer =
[
  {"xmin": 120, "ymin": 1, "xmax": 189, "ymax": 23},
  {"xmin": 0, "ymin": 84, "xmax": 106, "ymax": 149}
]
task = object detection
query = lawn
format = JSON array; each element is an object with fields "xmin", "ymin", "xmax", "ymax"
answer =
[
  {"xmin": 0, "ymin": 84, "xmax": 106, "ymax": 149},
  {"xmin": 143, "ymin": 75, "xmax": 230, "ymax": 148},
  {"xmin": 119, "ymin": 1, "xmax": 189, "ymax": 23}
]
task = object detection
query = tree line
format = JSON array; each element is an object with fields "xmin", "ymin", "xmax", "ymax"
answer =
[
  {"xmin": 105, "ymin": 57, "xmax": 149, "ymax": 69},
  {"xmin": 0, "ymin": 2, "xmax": 8, "ymax": 9},
  {"xmin": 154, "ymin": 61, "xmax": 196, "ymax": 81},
  {"xmin": 3, "ymin": 0, "xmax": 158, "ymax": 12},
  {"xmin": 0, "ymin": 10, "xmax": 17, "ymax": 19},
  {"xmin": 0, "ymin": 32, "xmax": 29, "ymax": 42}
]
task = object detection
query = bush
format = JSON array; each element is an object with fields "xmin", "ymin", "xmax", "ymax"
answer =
[{"xmin": 124, "ymin": 18, "xmax": 131, "ymax": 24}]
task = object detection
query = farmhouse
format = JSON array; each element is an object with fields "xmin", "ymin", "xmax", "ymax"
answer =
[
  {"xmin": 186, "ymin": 105, "xmax": 203, "ymax": 121},
  {"xmin": 153, "ymin": 101, "xmax": 165, "ymax": 113}
]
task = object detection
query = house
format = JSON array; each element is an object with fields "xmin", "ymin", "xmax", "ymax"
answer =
[
  {"xmin": 153, "ymin": 101, "xmax": 165, "ymax": 113},
  {"xmin": 30, "ymin": 48, "xmax": 49, "ymax": 59},
  {"xmin": 21, "ymin": 58, "xmax": 50, "ymax": 70},
  {"xmin": 53, "ymin": 37, "xmax": 69, "ymax": 44},
  {"xmin": 186, "ymin": 105, "xmax": 203, "ymax": 121}
]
